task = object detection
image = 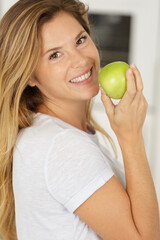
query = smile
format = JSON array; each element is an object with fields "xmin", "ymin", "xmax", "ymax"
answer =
[{"xmin": 69, "ymin": 68, "xmax": 92, "ymax": 83}]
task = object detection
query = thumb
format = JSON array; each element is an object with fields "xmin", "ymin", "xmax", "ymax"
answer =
[{"xmin": 100, "ymin": 87, "xmax": 114, "ymax": 118}]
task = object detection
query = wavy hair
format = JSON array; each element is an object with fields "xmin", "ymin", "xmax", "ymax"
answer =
[{"xmin": 0, "ymin": 0, "xmax": 116, "ymax": 239}]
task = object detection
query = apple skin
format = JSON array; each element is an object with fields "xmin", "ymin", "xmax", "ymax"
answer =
[{"xmin": 98, "ymin": 61, "xmax": 130, "ymax": 99}]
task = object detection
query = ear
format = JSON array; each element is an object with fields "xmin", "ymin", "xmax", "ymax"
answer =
[{"xmin": 28, "ymin": 79, "xmax": 36, "ymax": 87}]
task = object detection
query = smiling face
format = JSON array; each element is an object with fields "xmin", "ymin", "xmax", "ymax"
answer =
[{"xmin": 31, "ymin": 11, "xmax": 100, "ymax": 105}]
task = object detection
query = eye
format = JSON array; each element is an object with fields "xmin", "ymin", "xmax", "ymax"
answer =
[
  {"xmin": 76, "ymin": 35, "xmax": 87, "ymax": 45},
  {"xmin": 49, "ymin": 52, "xmax": 61, "ymax": 60}
]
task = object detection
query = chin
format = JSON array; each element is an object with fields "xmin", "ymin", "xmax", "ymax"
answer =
[
  {"xmin": 93, "ymin": 87, "xmax": 99, "ymax": 97},
  {"xmin": 87, "ymin": 85, "xmax": 99, "ymax": 100}
]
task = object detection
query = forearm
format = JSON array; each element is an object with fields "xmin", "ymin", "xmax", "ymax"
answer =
[{"xmin": 118, "ymin": 134, "xmax": 160, "ymax": 240}]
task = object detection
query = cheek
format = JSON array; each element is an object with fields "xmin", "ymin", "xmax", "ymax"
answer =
[
  {"xmin": 34, "ymin": 63, "xmax": 45, "ymax": 84},
  {"xmin": 35, "ymin": 62, "xmax": 57, "ymax": 84},
  {"xmin": 90, "ymin": 43, "xmax": 100, "ymax": 67},
  {"xmin": 96, "ymin": 50, "xmax": 100, "ymax": 69},
  {"xmin": 35, "ymin": 64, "xmax": 68, "ymax": 93}
]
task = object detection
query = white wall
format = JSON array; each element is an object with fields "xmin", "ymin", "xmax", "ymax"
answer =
[
  {"xmin": 0, "ymin": 0, "xmax": 17, "ymax": 17},
  {"xmin": 150, "ymin": 3, "xmax": 160, "ymax": 206}
]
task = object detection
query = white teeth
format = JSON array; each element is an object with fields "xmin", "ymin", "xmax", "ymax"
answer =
[{"xmin": 70, "ymin": 69, "xmax": 91, "ymax": 83}]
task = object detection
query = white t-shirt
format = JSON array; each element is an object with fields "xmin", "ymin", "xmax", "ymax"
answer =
[{"xmin": 13, "ymin": 112, "xmax": 126, "ymax": 240}]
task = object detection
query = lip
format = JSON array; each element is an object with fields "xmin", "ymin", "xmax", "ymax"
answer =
[{"xmin": 69, "ymin": 67, "xmax": 92, "ymax": 82}]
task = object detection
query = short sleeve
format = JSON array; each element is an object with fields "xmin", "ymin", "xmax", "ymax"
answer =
[{"xmin": 45, "ymin": 129, "xmax": 114, "ymax": 213}]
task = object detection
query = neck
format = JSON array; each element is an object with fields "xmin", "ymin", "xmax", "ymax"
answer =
[{"xmin": 36, "ymin": 100, "xmax": 89, "ymax": 133}]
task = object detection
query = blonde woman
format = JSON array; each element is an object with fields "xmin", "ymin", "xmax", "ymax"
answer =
[{"xmin": 0, "ymin": 0, "xmax": 159, "ymax": 240}]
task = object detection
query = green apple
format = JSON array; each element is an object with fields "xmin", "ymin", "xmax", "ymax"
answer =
[{"xmin": 98, "ymin": 61, "xmax": 130, "ymax": 99}]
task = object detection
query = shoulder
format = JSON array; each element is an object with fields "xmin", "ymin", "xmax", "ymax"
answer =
[
  {"xmin": 15, "ymin": 113, "xmax": 66, "ymax": 148},
  {"xmin": 15, "ymin": 113, "xmax": 98, "ymax": 151},
  {"xmin": 47, "ymin": 126, "xmax": 102, "ymax": 157}
]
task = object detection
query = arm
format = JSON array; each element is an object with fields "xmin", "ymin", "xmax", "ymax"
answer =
[
  {"xmin": 100, "ymin": 64, "xmax": 160, "ymax": 239},
  {"xmin": 118, "ymin": 134, "xmax": 159, "ymax": 240},
  {"xmin": 75, "ymin": 64, "xmax": 160, "ymax": 240}
]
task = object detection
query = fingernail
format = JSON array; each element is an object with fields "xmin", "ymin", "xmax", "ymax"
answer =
[
  {"xmin": 128, "ymin": 69, "xmax": 132, "ymax": 74},
  {"xmin": 131, "ymin": 63, "xmax": 136, "ymax": 69},
  {"xmin": 99, "ymin": 87, "xmax": 105, "ymax": 93}
]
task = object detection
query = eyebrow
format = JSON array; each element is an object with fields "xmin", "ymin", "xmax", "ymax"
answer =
[{"xmin": 43, "ymin": 30, "xmax": 86, "ymax": 56}]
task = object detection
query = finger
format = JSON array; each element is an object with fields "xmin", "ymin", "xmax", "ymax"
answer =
[
  {"xmin": 126, "ymin": 68, "xmax": 137, "ymax": 94},
  {"xmin": 131, "ymin": 91, "xmax": 142, "ymax": 107},
  {"xmin": 130, "ymin": 64, "xmax": 144, "ymax": 91},
  {"xmin": 132, "ymin": 91, "xmax": 148, "ymax": 110},
  {"xmin": 99, "ymin": 87, "xmax": 114, "ymax": 118},
  {"xmin": 122, "ymin": 68, "xmax": 136, "ymax": 103}
]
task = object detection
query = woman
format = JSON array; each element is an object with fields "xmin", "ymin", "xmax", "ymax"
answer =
[{"xmin": 0, "ymin": 0, "xmax": 159, "ymax": 240}]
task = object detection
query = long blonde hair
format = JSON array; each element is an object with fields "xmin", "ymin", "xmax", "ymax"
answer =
[{"xmin": 0, "ymin": 0, "xmax": 116, "ymax": 239}]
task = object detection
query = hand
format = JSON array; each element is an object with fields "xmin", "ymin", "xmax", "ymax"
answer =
[{"xmin": 100, "ymin": 64, "xmax": 148, "ymax": 142}]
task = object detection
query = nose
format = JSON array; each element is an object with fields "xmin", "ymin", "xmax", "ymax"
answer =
[{"xmin": 69, "ymin": 49, "xmax": 88, "ymax": 69}]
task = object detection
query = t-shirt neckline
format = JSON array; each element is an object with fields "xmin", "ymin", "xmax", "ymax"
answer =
[{"xmin": 33, "ymin": 112, "xmax": 96, "ymax": 137}]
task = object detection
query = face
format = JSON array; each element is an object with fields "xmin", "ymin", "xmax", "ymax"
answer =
[{"xmin": 31, "ymin": 11, "xmax": 100, "ymax": 105}]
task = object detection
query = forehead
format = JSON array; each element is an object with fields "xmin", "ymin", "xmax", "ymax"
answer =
[{"xmin": 39, "ymin": 11, "xmax": 85, "ymax": 50}]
